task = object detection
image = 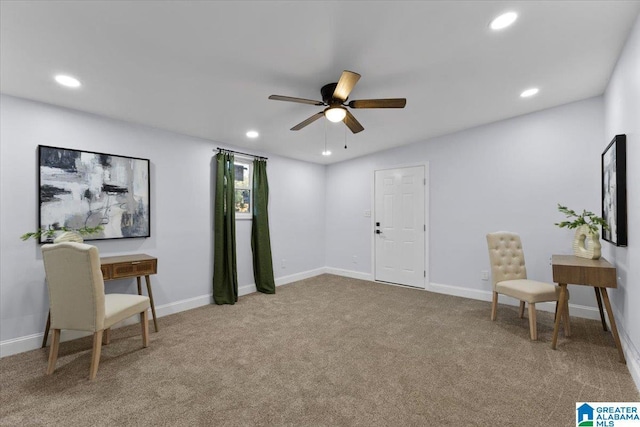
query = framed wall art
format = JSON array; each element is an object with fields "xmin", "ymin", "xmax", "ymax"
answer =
[
  {"xmin": 38, "ymin": 145, "xmax": 150, "ymax": 243},
  {"xmin": 601, "ymin": 134, "xmax": 627, "ymax": 246}
]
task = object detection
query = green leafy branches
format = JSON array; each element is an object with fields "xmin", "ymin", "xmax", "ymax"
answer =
[
  {"xmin": 555, "ymin": 204, "xmax": 609, "ymax": 235},
  {"xmin": 20, "ymin": 225, "xmax": 104, "ymax": 241}
]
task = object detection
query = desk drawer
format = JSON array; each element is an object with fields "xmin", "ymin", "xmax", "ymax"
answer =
[{"xmin": 111, "ymin": 260, "xmax": 157, "ymax": 279}]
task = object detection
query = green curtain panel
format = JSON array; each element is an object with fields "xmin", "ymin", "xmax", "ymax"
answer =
[
  {"xmin": 251, "ymin": 159, "xmax": 276, "ymax": 294},
  {"xmin": 213, "ymin": 152, "xmax": 238, "ymax": 304}
]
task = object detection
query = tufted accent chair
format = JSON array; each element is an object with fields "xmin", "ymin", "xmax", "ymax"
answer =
[
  {"xmin": 486, "ymin": 232, "xmax": 570, "ymax": 340},
  {"xmin": 42, "ymin": 242, "xmax": 151, "ymax": 380}
]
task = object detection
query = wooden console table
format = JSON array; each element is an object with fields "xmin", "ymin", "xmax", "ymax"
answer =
[
  {"xmin": 42, "ymin": 254, "xmax": 158, "ymax": 348},
  {"xmin": 551, "ymin": 255, "xmax": 625, "ymax": 363}
]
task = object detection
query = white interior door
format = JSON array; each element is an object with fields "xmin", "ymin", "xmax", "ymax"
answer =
[{"xmin": 374, "ymin": 166, "xmax": 425, "ymax": 288}]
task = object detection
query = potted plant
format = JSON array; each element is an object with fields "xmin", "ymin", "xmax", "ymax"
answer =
[
  {"xmin": 555, "ymin": 204, "xmax": 609, "ymax": 260},
  {"xmin": 20, "ymin": 225, "xmax": 104, "ymax": 243}
]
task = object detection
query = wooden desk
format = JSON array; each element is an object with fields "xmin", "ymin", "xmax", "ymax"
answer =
[
  {"xmin": 551, "ymin": 255, "xmax": 625, "ymax": 363},
  {"xmin": 42, "ymin": 254, "xmax": 158, "ymax": 348}
]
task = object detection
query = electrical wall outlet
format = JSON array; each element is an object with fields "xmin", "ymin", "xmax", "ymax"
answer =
[
  {"xmin": 352, "ymin": 255, "xmax": 358, "ymax": 264},
  {"xmin": 364, "ymin": 210, "xmax": 371, "ymax": 217},
  {"xmin": 281, "ymin": 259, "xmax": 286, "ymax": 269},
  {"xmin": 481, "ymin": 271, "xmax": 489, "ymax": 281}
]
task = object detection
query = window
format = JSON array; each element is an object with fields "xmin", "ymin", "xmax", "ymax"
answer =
[{"xmin": 234, "ymin": 158, "xmax": 252, "ymax": 219}]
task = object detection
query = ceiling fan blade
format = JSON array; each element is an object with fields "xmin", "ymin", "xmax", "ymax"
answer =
[
  {"xmin": 348, "ymin": 98, "xmax": 407, "ymax": 109},
  {"xmin": 332, "ymin": 70, "xmax": 361, "ymax": 102},
  {"xmin": 343, "ymin": 110, "xmax": 364, "ymax": 134},
  {"xmin": 269, "ymin": 95, "xmax": 324, "ymax": 106},
  {"xmin": 291, "ymin": 112, "xmax": 324, "ymax": 131}
]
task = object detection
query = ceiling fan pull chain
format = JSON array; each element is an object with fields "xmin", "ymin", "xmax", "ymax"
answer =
[
  {"xmin": 324, "ymin": 119, "xmax": 328, "ymax": 153},
  {"xmin": 344, "ymin": 124, "xmax": 348, "ymax": 150}
]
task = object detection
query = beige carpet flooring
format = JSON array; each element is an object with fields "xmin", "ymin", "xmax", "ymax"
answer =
[{"xmin": 1, "ymin": 274, "xmax": 638, "ymax": 426}]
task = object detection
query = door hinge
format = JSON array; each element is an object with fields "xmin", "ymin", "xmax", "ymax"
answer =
[
  {"xmin": 423, "ymin": 178, "xmax": 426, "ymax": 185},
  {"xmin": 424, "ymin": 271, "xmax": 426, "ymax": 277},
  {"xmin": 423, "ymin": 224, "xmax": 426, "ymax": 231}
]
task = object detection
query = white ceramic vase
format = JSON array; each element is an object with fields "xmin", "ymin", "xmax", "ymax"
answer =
[{"xmin": 572, "ymin": 224, "xmax": 601, "ymax": 260}]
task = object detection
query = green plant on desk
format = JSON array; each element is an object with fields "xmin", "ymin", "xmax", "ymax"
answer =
[
  {"xmin": 554, "ymin": 204, "xmax": 609, "ymax": 234},
  {"xmin": 20, "ymin": 225, "xmax": 104, "ymax": 241}
]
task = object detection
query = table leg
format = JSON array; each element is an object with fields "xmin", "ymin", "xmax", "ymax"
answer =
[
  {"xmin": 145, "ymin": 275, "xmax": 159, "ymax": 332},
  {"xmin": 551, "ymin": 283, "xmax": 568, "ymax": 350},
  {"xmin": 599, "ymin": 287, "xmax": 626, "ymax": 363},
  {"xmin": 594, "ymin": 287, "xmax": 608, "ymax": 331},
  {"xmin": 41, "ymin": 311, "xmax": 51, "ymax": 348},
  {"xmin": 136, "ymin": 276, "xmax": 142, "ymax": 296}
]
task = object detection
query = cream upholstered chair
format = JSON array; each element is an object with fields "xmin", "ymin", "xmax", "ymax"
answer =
[
  {"xmin": 42, "ymin": 242, "xmax": 150, "ymax": 380},
  {"xmin": 486, "ymin": 232, "xmax": 570, "ymax": 340}
]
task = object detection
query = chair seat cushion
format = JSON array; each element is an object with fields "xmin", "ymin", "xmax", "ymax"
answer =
[
  {"xmin": 104, "ymin": 294, "xmax": 150, "ymax": 329},
  {"xmin": 495, "ymin": 279, "xmax": 566, "ymax": 303}
]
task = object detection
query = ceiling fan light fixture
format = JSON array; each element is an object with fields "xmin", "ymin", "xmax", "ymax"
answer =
[
  {"xmin": 322, "ymin": 150, "xmax": 332, "ymax": 156},
  {"xmin": 325, "ymin": 107, "xmax": 347, "ymax": 123}
]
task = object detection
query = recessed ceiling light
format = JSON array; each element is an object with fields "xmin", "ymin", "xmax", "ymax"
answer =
[
  {"xmin": 322, "ymin": 150, "xmax": 332, "ymax": 156},
  {"xmin": 246, "ymin": 130, "xmax": 259, "ymax": 138},
  {"xmin": 490, "ymin": 12, "xmax": 518, "ymax": 30},
  {"xmin": 520, "ymin": 88, "xmax": 539, "ymax": 98},
  {"xmin": 54, "ymin": 74, "xmax": 81, "ymax": 88}
]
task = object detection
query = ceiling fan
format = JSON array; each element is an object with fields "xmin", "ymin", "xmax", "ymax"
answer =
[{"xmin": 268, "ymin": 70, "xmax": 406, "ymax": 134}]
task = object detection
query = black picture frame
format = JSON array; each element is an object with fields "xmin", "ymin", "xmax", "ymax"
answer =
[
  {"xmin": 601, "ymin": 134, "xmax": 627, "ymax": 246},
  {"xmin": 38, "ymin": 145, "xmax": 151, "ymax": 243}
]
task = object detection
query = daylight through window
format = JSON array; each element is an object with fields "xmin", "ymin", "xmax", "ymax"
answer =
[{"xmin": 234, "ymin": 159, "xmax": 252, "ymax": 219}]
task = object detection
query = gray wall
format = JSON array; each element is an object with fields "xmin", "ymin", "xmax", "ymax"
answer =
[
  {"xmin": 0, "ymin": 94, "xmax": 326, "ymax": 348},
  {"xmin": 604, "ymin": 14, "xmax": 640, "ymax": 385},
  {"xmin": 326, "ymin": 96, "xmax": 605, "ymax": 310}
]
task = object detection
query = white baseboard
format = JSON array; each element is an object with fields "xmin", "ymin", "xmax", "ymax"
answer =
[
  {"xmin": 0, "ymin": 293, "xmax": 216, "ymax": 358},
  {"xmin": 324, "ymin": 267, "xmax": 373, "ymax": 281},
  {"xmin": 238, "ymin": 267, "xmax": 326, "ymax": 296},
  {"xmin": 0, "ymin": 333, "xmax": 47, "ymax": 358},
  {"xmin": 611, "ymin": 306, "xmax": 640, "ymax": 392},
  {"xmin": 427, "ymin": 282, "xmax": 602, "ymax": 320},
  {"xmin": 276, "ymin": 267, "xmax": 326, "ymax": 285},
  {"xmin": 1, "ymin": 268, "xmax": 327, "ymax": 358}
]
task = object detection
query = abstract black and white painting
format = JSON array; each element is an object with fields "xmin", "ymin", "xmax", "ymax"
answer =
[
  {"xmin": 38, "ymin": 145, "xmax": 150, "ymax": 243},
  {"xmin": 601, "ymin": 134, "xmax": 627, "ymax": 246}
]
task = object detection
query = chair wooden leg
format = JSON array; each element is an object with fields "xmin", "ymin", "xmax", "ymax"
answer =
[
  {"xmin": 563, "ymin": 297, "xmax": 571, "ymax": 337},
  {"xmin": 528, "ymin": 303, "xmax": 537, "ymax": 340},
  {"xmin": 42, "ymin": 311, "xmax": 51, "ymax": 348},
  {"xmin": 46, "ymin": 329, "xmax": 61, "ymax": 375},
  {"xmin": 89, "ymin": 330, "xmax": 103, "ymax": 380},
  {"xmin": 141, "ymin": 310, "xmax": 149, "ymax": 348},
  {"xmin": 102, "ymin": 328, "xmax": 111, "ymax": 345},
  {"xmin": 519, "ymin": 301, "xmax": 525, "ymax": 318},
  {"xmin": 491, "ymin": 292, "xmax": 498, "ymax": 321}
]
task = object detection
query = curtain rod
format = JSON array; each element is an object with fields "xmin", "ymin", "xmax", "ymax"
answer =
[{"xmin": 216, "ymin": 147, "xmax": 268, "ymax": 160}]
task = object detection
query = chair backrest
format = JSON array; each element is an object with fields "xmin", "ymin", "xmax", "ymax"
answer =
[
  {"xmin": 486, "ymin": 232, "xmax": 528, "ymax": 288},
  {"xmin": 42, "ymin": 242, "xmax": 105, "ymax": 332}
]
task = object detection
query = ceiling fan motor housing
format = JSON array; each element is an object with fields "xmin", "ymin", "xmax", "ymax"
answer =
[
  {"xmin": 321, "ymin": 82, "xmax": 340, "ymax": 105},
  {"xmin": 268, "ymin": 70, "xmax": 405, "ymax": 134}
]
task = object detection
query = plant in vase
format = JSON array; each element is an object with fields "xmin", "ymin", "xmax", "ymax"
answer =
[
  {"xmin": 20, "ymin": 225, "xmax": 104, "ymax": 243},
  {"xmin": 555, "ymin": 204, "xmax": 609, "ymax": 260}
]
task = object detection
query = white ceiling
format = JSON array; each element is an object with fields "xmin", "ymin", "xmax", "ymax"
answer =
[{"xmin": 1, "ymin": 1, "xmax": 639, "ymax": 164}]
